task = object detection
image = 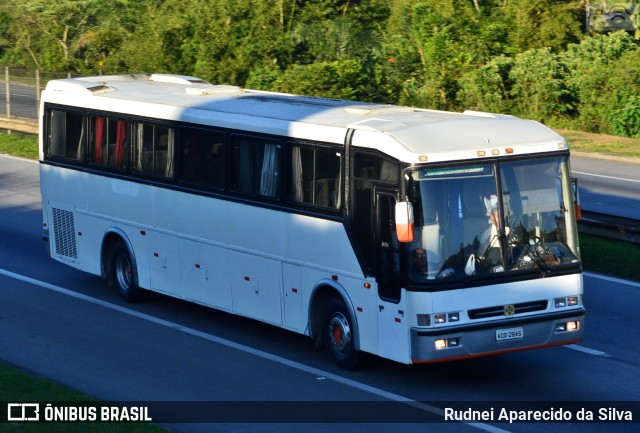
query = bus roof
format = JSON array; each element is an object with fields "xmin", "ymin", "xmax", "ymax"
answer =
[{"xmin": 43, "ymin": 74, "xmax": 567, "ymax": 164}]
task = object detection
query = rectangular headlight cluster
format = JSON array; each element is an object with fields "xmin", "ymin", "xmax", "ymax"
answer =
[
  {"xmin": 555, "ymin": 321, "xmax": 580, "ymax": 333},
  {"xmin": 554, "ymin": 295, "xmax": 580, "ymax": 308},
  {"xmin": 435, "ymin": 337, "xmax": 460, "ymax": 350},
  {"xmin": 417, "ymin": 311, "xmax": 460, "ymax": 327}
]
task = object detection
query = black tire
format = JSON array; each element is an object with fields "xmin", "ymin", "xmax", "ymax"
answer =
[
  {"xmin": 109, "ymin": 239, "xmax": 142, "ymax": 302},
  {"xmin": 323, "ymin": 298, "xmax": 361, "ymax": 370}
]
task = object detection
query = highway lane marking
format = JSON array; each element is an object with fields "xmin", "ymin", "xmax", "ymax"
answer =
[
  {"xmin": 573, "ymin": 171, "xmax": 640, "ymax": 184},
  {"xmin": 0, "ymin": 267, "xmax": 511, "ymax": 433},
  {"xmin": 564, "ymin": 344, "xmax": 611, "ymax": 358},
  {"xmin": 584, "ymin": 271, "xmax": 640, "ymax": 289},
  {"xmin": 562, "ymin": 271, "xmax": 637, "ymax": 358}
]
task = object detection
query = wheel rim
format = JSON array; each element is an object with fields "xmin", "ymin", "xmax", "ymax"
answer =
[
  {"xmin": 328, "ymin": 312, "xmax": 352, "ymax": 355},
  {"xmin": 115, "ymin": 252, "xmax": 133, "ymax": 291}
]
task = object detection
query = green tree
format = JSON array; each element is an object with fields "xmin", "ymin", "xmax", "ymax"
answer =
[
  {"xmin": 501, "ymin": 0, "xmax": 583, "ymax": 53},
  {"xmin": 1, "ymin": 0, "xmax": 103, "ymax": 71},
  {"xmin": 561, "ymin": 31, "xmax": 640, "ymax": 134},
  {"xmin": 457, "ymin": 55, "xmax": 515, "ymax": 113},
  {"xmin": 509, "ymin": 47, "xmax": 570, "ymax": 122}
]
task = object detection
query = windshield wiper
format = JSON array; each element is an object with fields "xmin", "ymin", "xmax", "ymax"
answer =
[{"xmin": 509, "ymin": 234, "xmax": 551, "ymax": 275}]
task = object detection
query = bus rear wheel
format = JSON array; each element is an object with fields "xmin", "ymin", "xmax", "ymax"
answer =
[
  {"xmin": 109, "ymin": 240, "xmax": 141, "ymax": 303},
  {"xmin": 323, "ymin": 298, "xmax": 361, "ymax": 370}
]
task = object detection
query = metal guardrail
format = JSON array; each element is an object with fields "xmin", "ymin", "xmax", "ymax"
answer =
[
  {"xmin": 579, "ymin": 211, "xmax": 640, "ymax": 244},
  {"xmin": 0, "ymin": 117, "xmax": 38, "ymax": 134}
]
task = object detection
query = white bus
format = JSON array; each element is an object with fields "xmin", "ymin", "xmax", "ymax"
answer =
[{"xmin": 39, "ymin": 74, "xmax": 584, "ymax": 368}]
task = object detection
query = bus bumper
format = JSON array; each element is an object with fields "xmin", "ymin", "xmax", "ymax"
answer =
[{"xmin": 410, "ymin": 308, "xmax": 585, "ymax": 363}]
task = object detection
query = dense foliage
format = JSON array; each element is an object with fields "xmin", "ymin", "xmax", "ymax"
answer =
[{"xmin": 1, "ymin": 0, "xmax": 639, "ymax": 137}]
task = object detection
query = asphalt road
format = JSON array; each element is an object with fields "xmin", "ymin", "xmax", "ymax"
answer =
[
  {"xmin": 1, "ymin": 156, "xmax": 639, "ymax": 433},
  {"xmin": 571, "ymin": 155, "xmax": 640, "ymax": 220},
  {"xmin": 0, "ymin": 83, "xmax": 40, "ymax": 119}
]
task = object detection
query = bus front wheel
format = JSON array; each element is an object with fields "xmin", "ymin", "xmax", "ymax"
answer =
[
  {"xmin": 108, "ymin": 240, "xmax": 141, "ymax": 303},
  {"xmin": 323, "ymin": 298, "xmax": 361, "ymax": 370}
]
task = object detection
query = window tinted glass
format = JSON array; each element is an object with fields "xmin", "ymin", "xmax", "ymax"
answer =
[
  {"xmin": 133, "ymin": 122, "xmax": 175, "ymax": 178},
  {"xmin": 89, "ymin": 115, "xmax": 128, "ymax": 169},
  {"xmin": 180, "ymin": 127, "xmax": 226, "ymax": 189},
  {"xmin": 49, "ymin": 109, "xmax": 85, "ymax": 160},
  {"xmin": 232, "ymin": 136, "xmax": 281, "ymax": 198},
  {"xmin": 290, "ymin": 145, "xmax": 341, "ymax": 208}
]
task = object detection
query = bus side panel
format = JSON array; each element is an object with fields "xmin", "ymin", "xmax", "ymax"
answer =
[
  {"xmin": 148, "ymin": 230, "xmax": 182, "ymax": 297},
  {"xmin": 73, "ymin": 212, "xmax": 114, "ymax": 276},
  {"xmin": 377, "ymin": 292, "xmax": 411, "ymax": 364},
  {"xmin": 283, "ymin": 213, "xmax": 362, "ymax": 275},
  {"xmin": 42, "ymin": 166, "xmax": 86, "ymax": 270},
  {"xmin": 87, "ymin": 176, "xmax": 152, "ymax": 231},
  {"xmin": 153, "ymin": 187, "xmax": 229, "ymax": 246},
  {"xmin": 230, "ymin": 251, "xmax": 283, "ymax": 326},
  {"xmin": 180, "ymin": 238, "xmax": 232, "ymax": 312},
  {"xmin": 282, "ymin": 263, "xmax": 305, "ymax": 332},
  {"xmin": 227, "ymin": 201, "xmax": 285, "ymax": 257}
]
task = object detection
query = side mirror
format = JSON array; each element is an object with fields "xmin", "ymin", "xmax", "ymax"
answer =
[
  {"xmin": 395, "ymin": 201, "xmax": 414, "ymax": 243},
  {"xmin": 571, "ymin": 177, "xmax": 581, "ymax": 221}
]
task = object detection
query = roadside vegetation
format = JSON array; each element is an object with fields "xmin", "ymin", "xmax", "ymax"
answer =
[
  {"xmin": 0, "ymin": 361, "xmax": 168, "ymax": 432},
  {"xmin": 1, "ymin": 1, "xmax": 640, "ymax": 140},
  {"xmin": 0, "ymin": 132, "xmax": 38, "ymax": 159}
]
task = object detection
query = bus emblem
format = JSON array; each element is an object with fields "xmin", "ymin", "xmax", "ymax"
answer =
[{"xmin": 504, "ymin": 304, "xmax": 515, "ymax": 316}]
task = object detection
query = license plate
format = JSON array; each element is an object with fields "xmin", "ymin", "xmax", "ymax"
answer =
[{"xmin": 496, "ymin": 326, "xmax": 523, "ymax": 341}]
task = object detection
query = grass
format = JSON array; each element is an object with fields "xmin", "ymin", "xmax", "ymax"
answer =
[
  {"xmin": 556, "ymin": 129, "xmax": 640, "ymax": 158},
  {"xmin": 0, "ymin": 132, "xmax": 38, "ymax": 159},
  {"xmin": 0, "ymin": 362, "xmax": 168, "ymax": 432},
  {"xmin": 579, "ymin": 233, "xmax": 640, "ymax": 281}
]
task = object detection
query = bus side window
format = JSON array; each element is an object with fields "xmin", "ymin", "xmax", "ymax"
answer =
[
  {"xmin": 133, "ymin": 123, "xmax": 175, "ymax": 178},
  {"xmin": 232, "ymin": 136, "xmax": 281, "ymax": 198},
  {"xmin": 48, "ymin": 109, "xmax": 85, "ymax": 161},
  {"xmin": 290, "ymin": 144, "xmax": 342, "ymax": 209},
  {"xmin": 89, "ymin": 116, "xmax": 128, "ymax": 169},
  {"xmin": 179, "ymin": 127, "xmax": 226, "ymax": 189}
]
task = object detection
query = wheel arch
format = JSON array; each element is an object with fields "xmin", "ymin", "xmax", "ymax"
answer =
[
  {"xmin": 308, "ymin": 279, "xmax": 361, "ymax": 351},
  {"xmin": 101, "ymin": 228, "xmax": 138, "ymax": 286}
]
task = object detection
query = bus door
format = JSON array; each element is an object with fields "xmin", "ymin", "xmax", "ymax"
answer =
[
  {"xmin": 375, "ymin": 190, "xmax": 401, "ymax": 301},
  {"xmin": 375, "ymin": 189, "xmax": 410, "ymax": 363}
]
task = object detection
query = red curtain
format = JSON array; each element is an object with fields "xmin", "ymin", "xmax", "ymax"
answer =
[
  {"xmin": 94, "ymin": 117, "xmax": 105, "ymax": 163},
  {"xmin": 115, "ymin": 120, "xmax": 126, "ymax": 167}
]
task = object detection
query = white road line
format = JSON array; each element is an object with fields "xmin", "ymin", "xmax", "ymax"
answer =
[
  {"xmin": 584, "ymin": 271, "xmax": 640, "ymax": 289},
  {"xmin": 0, "ymin": 267, "xmax": 511, "ymax": 433},
  {"xmin": 573, "ymin": 171, "xmax": 640, "ymax": 184},
  {"xmin": 564, "ymin": 344, "xmax": 611, "ymax": 358}
]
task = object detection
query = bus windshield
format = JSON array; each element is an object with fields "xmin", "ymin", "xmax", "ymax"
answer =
[{"xmin": 406, "ymin": 156, "xmax": 580, "ymax": 283}]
